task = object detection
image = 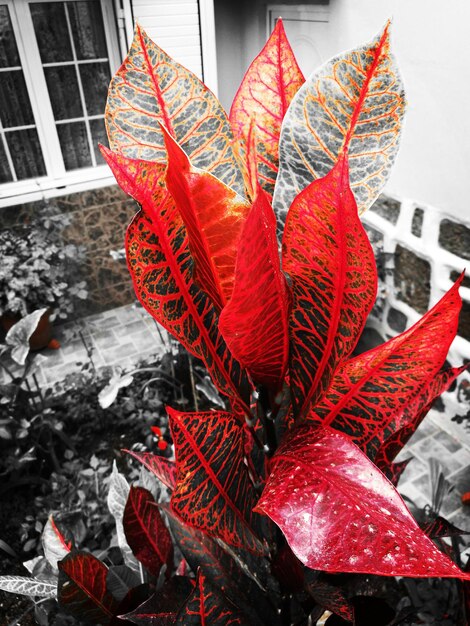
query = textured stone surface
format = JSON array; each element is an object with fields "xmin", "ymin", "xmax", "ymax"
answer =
[
  {"xmin": 394, "ymin": 245, "xmax": 431, "ymax": 314},
  {"xmin": 387, "ymin": 307, "xmax": 408, "ymax": 332},
  {"xmin": 439, "ymin": 219, "xmax": 470, "ymax": 260},
  {"xmin": 411, "ymin": 207, "xmax": 424, "ymax": 237},
  {"xmin": 369, "ymin": 194, "xmax": 401, "ymax": 224},
  {"xmin": 1, "ymin": 185, "xmax": 137, "ymax": 316}
]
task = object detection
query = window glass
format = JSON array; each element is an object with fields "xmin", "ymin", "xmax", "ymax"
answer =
[
  {"xmin": 0, "ymin": 4, "xmax": 45, "ymax": 182},
  {"xmin": 30, "ymin": 1, "xmax": 112, "ymax": 172}
]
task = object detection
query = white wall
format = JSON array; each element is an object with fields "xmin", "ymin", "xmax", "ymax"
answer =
[{"xmin": 215, "ymin": 0, "xmax": 470, "ymax": 222}]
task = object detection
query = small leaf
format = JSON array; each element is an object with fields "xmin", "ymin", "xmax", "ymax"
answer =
[
  {"xmin": 120, "ymin": 577, "xmax": 193, "ymax": 625},
  {"xmin": 0, "ymin": 575, "xmax": 56, "ymax": 598},
  {"xmin": 256, "ymin": 426, "xmax": 470, "ymax": 579},
  {"xmin": 42, "ymin": 515, "xmax": 72, "ymax": 572},
  {"xmin": 305, "ymin": 574, "xmax": 355, "ymax": 623},
  {"xmin": 99, "ymin": 372, "xmax": 134, "ymax": 409},
  {"xmin": 58, "ymin": 551, "xmax": 119, "ymax": 624},
  {"xmin": 108, "ymin": 461, "xmax": 141, "ymax": 573},
  {"xmin": 123, "ymin": 486, "xmax": 173, "ymax": 577},
  {"xmin": 421, "ymin": 516, "xmax": 470, "ymax": 539},
  {"xmin": 107, "ymin": 565, "xmax": 140, "ymax": 603},
  {"xmin": 125, "ymin": 449, "xmax": 177, "ymax": 490},
  {"xmin": 219, "ymin": 188, "xmax": 290, "ymax": 389},
  {"xmin": 230, "ymin": 18, "xmax": 305, "ymax": 200},
  {"xmin": 175, "ymin": 569, "xmax": 249, "ymax": 625},
  {"xmin": 273, "ymin": 22, "xmax": 405, "ymax": 225},
  {"xmin": 6, "ymin": 308, "xmax": 48, "ymax": 365}
]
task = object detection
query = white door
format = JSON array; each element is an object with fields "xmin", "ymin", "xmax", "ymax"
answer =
[{"xmin": 267, "ymin": 5, "xmax": 330, "ymax": 77}]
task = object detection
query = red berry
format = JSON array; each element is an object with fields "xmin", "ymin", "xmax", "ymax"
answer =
[
  {"xmin": 157, "ymin": 440, "xmax": 168, "ymax": 451},
  {"xmin": 151, "ymin": 426, "xmax": 162, "ymax": 437}
]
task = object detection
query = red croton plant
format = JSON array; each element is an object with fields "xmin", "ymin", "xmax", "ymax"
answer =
[{"xmin": 3, "ymin": 20, "xmax": 470, "ymax": 626}]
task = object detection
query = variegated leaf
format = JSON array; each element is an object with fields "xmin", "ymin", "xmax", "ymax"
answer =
[
  {"xmin": 219, "ymin": 187, "xmax": 290, "ymax": 389},
  {"xmin": 0, "ymin": 575, "xmax": 56, "ymax": 598},
  {"xmin": 168, "ymin": 408, "xmax": 267, "ymax": 555},
  {"xmin": 283, "ymin": 156, "xmax": 377, "ymax": 417},
  {"xmin": 107, "ymin": 461, "xmax": 140, "ymax": 573},
  {"xmin": 106, "ymin": 24, "xmax": 245, "ymax": 195},
  {"xmin": 306, "ymin": 279, "xmax": 462, "ymax": 459},
  {"xmin": 256, "ymin": 426, "xmax": 470, "ymax": 579},
  {"xmin": 163, "ymin": 126, "xmax": 251, "ymax": 310},
  {"xmin": 125, "ymin": 449, "xmax": 177, "ymax": 490},
  {"xmin": 230, "ymin": 18, "xmax": 304, "ymax": 199},
  {"xmin": 273, "ymin": 22, "xmax": 405, "ymax": 227},
  {"xmin": 101, "ymin": 147, "xmax": 252, "ymax": 416},
  {"xmin": 42, "ymin": 515, "xmax": 72, "ymax": 572}
]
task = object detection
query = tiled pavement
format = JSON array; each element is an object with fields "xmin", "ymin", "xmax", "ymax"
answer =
[{"xmin": 4, "ymin": 302, "xmax": 470, "ymax": 549}]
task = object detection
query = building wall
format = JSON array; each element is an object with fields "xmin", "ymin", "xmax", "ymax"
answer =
[
  {"xmin": 2, "ymin": 187, "xmax": 138, "ymax": 317},
  {"xmin": 214, "ymin": 0, "xmax": 470, "ymax": 223}
]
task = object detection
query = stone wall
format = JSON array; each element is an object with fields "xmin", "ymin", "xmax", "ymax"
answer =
[{"xmin": 2, "ymin": 185, "xmax": 138, "ymax": 317}]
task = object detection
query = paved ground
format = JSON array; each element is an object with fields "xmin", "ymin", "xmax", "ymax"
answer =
[{"xmin": 4, "ymin": 302, "xmax": 470, "ymax": 549}]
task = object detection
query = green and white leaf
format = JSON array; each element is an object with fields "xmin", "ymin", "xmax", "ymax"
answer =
[{"xmin": 0, "ymin": 575, "xmax": 56, "ymax": 598}]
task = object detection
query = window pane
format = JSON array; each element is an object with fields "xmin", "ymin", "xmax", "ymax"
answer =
[
  {"xmin": 0, "ymin": 6, "xmax": 20, "ymax": 67},
  {"xmin": 57, "ymin": 121, "xmax": 91, "ymax": 170},
  {"xmin": 0, "ymin": 139, "xmax": 13, "ymax": 182},
  {"xmin": 0, "ymin": 70, "xmax": 35, "ymax": 127},
  {"xmin": 80, "ymin": 62, "xmax": 110, "ymax": 116},
  {"xmin": 30, "ymin": 2, "xmax": 72, "ymax": 63},
  {"xmin": 90, "ymin": 117, "xmax": 106, "ymax": 164},
  {"xmin": 68, "ymin": 1, "xmax": 107, "ymax": 60},
  {"xmin": 44, "ymin": 66, "xmax": 83, "ymax": 120},
  {"xmin": 6, "ymin": 129, "xmax": 46, "ymax": 180}
]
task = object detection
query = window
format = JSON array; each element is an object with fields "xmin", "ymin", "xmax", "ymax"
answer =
[{"xmin": 0, "ymin": 0, "xmax": 121, "ymax": 204}]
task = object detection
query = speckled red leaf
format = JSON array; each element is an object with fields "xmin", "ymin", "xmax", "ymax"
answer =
[
  {"xmin": 123, "ymin": 486, "xmax": 173, "ymax": 577},
  {"xmin": 58, "ymin": 551, "xmax": 119, "ymax": 624},
  {"xmin": 307, "ymin": 279, "xmax": 463, "ymax": 459},
  {"xmin": 256, "ymin": 426, "xmax": 470, "ymax": 579},
  {"xmin": 230, "ymin": 19, "xmax": 304, "ymax": 199},
  {"xmin": 219, "ymin": 188, "xmax": 290, "ymax": 389},
  {"xmin": 273, "ymin": 22, "xmax": 405, "ymax": 227},
  {"xmin": 101, "ymin": 147, "xmax": 251, "ymax": 415},
  {"xmin": 125, "ymin": 450, "xmax": 176, "ymax": 490},
  {"xmin": 168, "ymin": 408, "xmax": 267, "ymax": 555},
  {"xmin": 375, "ymin": 365, "xmax": 468, "ymax": 470},
  {"xmin": 421, "ymin": 517, "xmax": 470, "ymax": 539},
  {"xmin": 282, "ymin": 156, "xmax": 377, "ymax": 418},
  {"xmin": 162, "ymin": 127, "xmax": 251, "ymax": 310},
  {"xmin": 106, "ymin": 24, "xmax": 244, "ymax": 195},
  {"xmin": 175, "ymin": 569, "xmax": 249, "ymax": 625}
]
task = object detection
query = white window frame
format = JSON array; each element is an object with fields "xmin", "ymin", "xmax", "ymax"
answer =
[
  {"xmin": 266, "ymin": 4, "xmax": 330, "ymax": 35},
  {"xmin": 0, "ymin": 0, "xmax": 121, "ymax": 208}
]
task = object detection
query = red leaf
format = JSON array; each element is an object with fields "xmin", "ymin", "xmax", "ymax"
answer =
[
  {"xmin": 106, "ymin": 24, "xmax": 244, "ymax": 195},
  {"xmin": 125, "ymin": 449, "xmax": 177, "ymax": 490},
  {"xmin": 162, "ymin": 126, "xmax": 251, "ymax": 310},
  {"xmin": 219, "ymin": 188, "xmax": 290, "ymax": 389},
  {"xmin": 255, "ymin": 426, "xmax": 470, "ymax": 579},
  {"xmin": 101, "ymin": 148, "xmax": 252, "ymax": 415},
  {"xmin": 282, "ymin": 156, "xmax": 377, "ymax": 417},
  {"xmin": 307, "ymin": 280, "xmax": 463, "ymax": 459},
  {"xmin": 381, "ymin": 459, "xmax": 412, "ymax": 487},
  {"xmin": 421, "ymin": 516, "xmax": 470, "ymax": 539},
  {"xmin": 120, "ymin": 578, "xmax": 193, "ymax": 626},
  {"xmin": 58, "ymin": 551, "xmax": 119, "ymax": 624},
  {"xmin": 168, "ymin": 408, "xmax": 267, "ymax": 555},
  {"xmin": 123, "ymin": 486, "xmax": 173, "ymax": 577},
  {"xmin": 175, "ymin": 569, "xmax": 248, "ymax": 625},
  {"xmin": 305, "ymin": 575, "xmax": 355, "ymax": 623},
  {"xmin": 163, "ymin": 505, "xmax": 279, "ymax": 625},
  {"xmin": 375, "ymin": 365, "xmax": 468, "ymax": 470},
  {"xmin": 230, "ymin": 18, "xmax": 304, "ymax": 199}
]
